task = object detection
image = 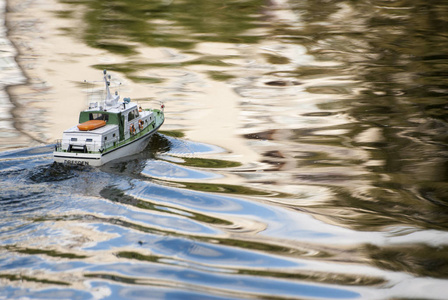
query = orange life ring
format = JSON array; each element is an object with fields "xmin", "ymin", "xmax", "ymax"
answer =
[
  {"xmin": 138, "ymin": 119, "xmax": 144, "ymax": 130},
  {"xmin": 130, "ymin": 124, "xmax": 136, "ymax": 135}
]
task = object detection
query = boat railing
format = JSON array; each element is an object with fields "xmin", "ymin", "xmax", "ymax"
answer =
[{"xmin": 55, "ymin": 139, "xmax": 62, "ymax": 151}]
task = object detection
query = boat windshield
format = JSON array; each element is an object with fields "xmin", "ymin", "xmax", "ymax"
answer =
[
  {"xmin": 89, "ymin": 113, "xmax": 109, "ymax": 122},
  {"xmin": 128, "ymin": 109, "xmax": 139, "ymax": 121}
]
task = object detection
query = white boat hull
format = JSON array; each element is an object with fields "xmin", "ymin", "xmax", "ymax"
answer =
[{"xmin": 54, "ymin": 130, "xmax": 155, "ymax": 167}]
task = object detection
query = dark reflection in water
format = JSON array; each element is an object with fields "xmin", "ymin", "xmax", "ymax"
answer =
[
  {"xmin": 2, "ymin": 0, "xmax": 448, "ymax": 299},
  {"xmin": 70, "ymin": 0, "xmax": 264, "ymax": 52},
  {"xmin": 282, "ymin": 0, "xmax": 448, "ymax": 232}
]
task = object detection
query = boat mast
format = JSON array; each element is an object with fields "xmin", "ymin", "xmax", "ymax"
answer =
[
  {"xmin": 103, "ymin": 70, "xmax": 120, "ymax": 107},
  {"xmin": 104, "ymin": 69, "xmax": 113, "ymax": 102}
]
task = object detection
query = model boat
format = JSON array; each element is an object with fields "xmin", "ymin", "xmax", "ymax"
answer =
[{"xmin": 53, "ymin": 70, "xmax": 164, "ymax": 166}]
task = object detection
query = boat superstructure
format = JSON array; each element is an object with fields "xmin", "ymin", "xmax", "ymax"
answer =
[{"xmin": 53, "ymin": 70, "xmax": 164, "ymax": 166}]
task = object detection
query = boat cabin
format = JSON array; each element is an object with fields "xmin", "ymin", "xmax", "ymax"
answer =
[{"xmin": 59, "ymin": 102, "xmax": 155, "ymax": 154}]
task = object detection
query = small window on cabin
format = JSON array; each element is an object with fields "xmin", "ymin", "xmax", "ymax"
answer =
[
  {"xmin": 89, "ymin": 113, "xmax": 109, "ymax": 122},
  {"xmin": 86, "ymin": 138, "xmax": 93, "ymax": 142},
  {"xmin": 104, "ymin": 137, "xmax": 108, "ymax": 141},
  {"xmin": 113, "ymin": 133, "xmax": 116, "ymax": 137},
  {"xmin": 71, "ymin": 138, "xmax": 77, "ymax": 142},
  {"xmin": 128, "ymin": 111, "xmax": 135, "ymax": 121}
]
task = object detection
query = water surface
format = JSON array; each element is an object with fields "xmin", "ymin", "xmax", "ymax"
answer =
[{"xmin": 1, "ymin": 0, "xmax": 448, "ymax": 299}]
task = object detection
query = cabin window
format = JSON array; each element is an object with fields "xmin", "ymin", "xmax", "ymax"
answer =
[
  {"xmin": 113, "ymin": 133, "xmax": 116, "ymax": 137},
  {"xmin": 128, "ymin": 110, "xmax": 135, "ymax": 121},
  {"xmin": 86, "ymin": 138, "xmax": 93, "ymax": 142},
  {"xmin": 128, "ymin": 109, "xmax": 139, "ymax": 121},
  {"xmin": 89, "ymin": 113, "xmax": 109, "ymax": 122},
  {"xmin": 71, "ymin": 138, "xmax": 77, "ymax": 142},
  {"xmin": 104, "ymin": 136, "xmax": 108, "ymax": 141}
]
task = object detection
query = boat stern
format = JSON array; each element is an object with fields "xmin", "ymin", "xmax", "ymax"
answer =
[{"xmin": 53, "ymin": 149, "xmax": 103, "ymax": 166}]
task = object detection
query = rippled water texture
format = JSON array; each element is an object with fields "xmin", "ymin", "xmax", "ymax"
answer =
[{"xmin": 1, "ymin": 0, "xmax": 448, "ymax": 299}]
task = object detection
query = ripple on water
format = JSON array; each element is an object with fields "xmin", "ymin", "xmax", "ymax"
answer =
[
  {"xmin": 0, "ymin": 145, "xmax": 53, "ymax": 172},
  {"xmin": 84, "ymin": 262, "xmax": 361, "ymax": 299},
  {"xmin": 141, "ymin": 160, "xmax": 222, "ymax": 181}
]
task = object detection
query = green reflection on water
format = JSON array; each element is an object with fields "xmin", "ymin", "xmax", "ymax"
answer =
[
  {"xmin": 115, "ymin": 251, "xmax": 385, "ymax": 287},
  {"xmin": 206, "ymin": 71, "xmax": 236, "ymax": 82},
  {"xmin": 176, "ymin": 157, "xmax": 241, "ymax": 168},
  {"xmin": 4, "ymin": 246, "xmax": 88, "ymax": 259},
  {"xmin": 93, "ymin": 57, "xmax": 230, "ymax": 69},
  {"xmin": 263, "ymin": 53, "xmax": 290, "ymax": 65},
  {"xmin": 365, "ymin": 244, "xmax": 448, "ymax": 279},
  {"xmin": 54, "ymin": 10, "xmax": 74, "ymax": 19},
  {"xmin": 158, "ymin": 130, "xmax": 185, "ymax": 138},
  {"xmin": 126, "ymin": 75, "xmax": 164, "ymax": 84},
  {"xmin": 116, "ymin": 251, "xmax": 159, "ymax": 263},
  {"xmin": 172, "ymin": 181, "xmax": 273, "ymax": 196},
  {"xmin": 60, "ymin": 0, "xmax": 265, "ymax": 55},
  {"xmin": 0, "ymin": 274, "xmax": 70, "ymax": 286},
  {"xmin": 237, "ymin": 269, "xmax": 385, "ymax": 287},
  {"xmin": 84, "ymin": 273, "xmax": 139, "ymax": 285},
  {"xmin": 91, "ymin": 58, "xmax": 230, "ymax": 82}
]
